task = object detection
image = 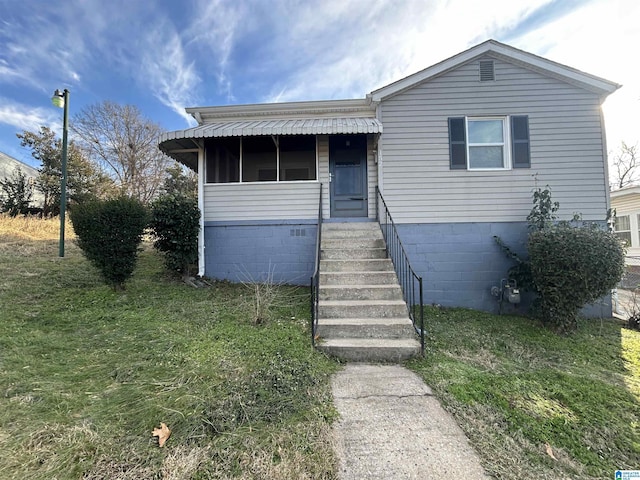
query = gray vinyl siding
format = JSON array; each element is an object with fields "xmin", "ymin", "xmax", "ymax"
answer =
[
  {"xmin": 378, "ymin": 55, "xmax": 608, "ymax": 223},
  {"xmin": 203, "ymin": 182, "xmax": 322, "ymax": 222}
]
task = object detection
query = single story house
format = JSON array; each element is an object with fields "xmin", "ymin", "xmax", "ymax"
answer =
[
  {"xmin": 611, "ymin": 186, "xmax": 640, "ymax": 264},
  {"xmin": 159, "ymin": 39, "xmax": 619, "ymax": 313}
]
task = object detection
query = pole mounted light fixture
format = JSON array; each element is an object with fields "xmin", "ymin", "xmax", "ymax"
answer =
[{"xmin": 51, "ymin": 88, "xmax": 69, "ymax": 257}]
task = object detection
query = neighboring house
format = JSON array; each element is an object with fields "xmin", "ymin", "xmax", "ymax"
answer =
[
  {"xmin": 0, "ymin": 151, "xmax": 43, "ymax": 208},
  {"xmin": 159, "ymin": 39, "xmax": 619, "ymax": 313},
  {"xmin": 611, "ymin": 186, "xmax": 640, "ymax": 264}
]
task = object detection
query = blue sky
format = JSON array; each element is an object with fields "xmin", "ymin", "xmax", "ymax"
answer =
[{"xmin": 1, "ymin": 0, "xmax": 638, "ymax": 169}]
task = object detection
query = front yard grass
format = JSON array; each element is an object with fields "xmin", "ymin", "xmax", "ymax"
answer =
[
  {"xmin": 3, "ymin": 216, "xmax": 640, "ymax": 479},
  {"xmin": 409, "ymin": 306, "xmax": 640, "ymax": 480},
  {"xmin": 0, "ymin": 228, "xmax": 339, "ymax": 479}
]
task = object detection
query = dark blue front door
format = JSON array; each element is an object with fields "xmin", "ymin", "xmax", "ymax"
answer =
[{"xmin": 329, "ymin": 135, "xmax": 368, "ymax": 217}]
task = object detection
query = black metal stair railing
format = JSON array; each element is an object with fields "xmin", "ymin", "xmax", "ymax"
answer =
[
  {"xmin": 310, "ymin": 183, "xmax": 323, "ymax": 346},
  {"xmin": 376, "ymin": 187, "xmax": 425, "ymax": 354}
]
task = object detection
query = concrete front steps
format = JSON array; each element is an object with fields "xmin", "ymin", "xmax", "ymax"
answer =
[{"xmin": 316, "ymin": 222, "xmax": 421, "ymax": 362}]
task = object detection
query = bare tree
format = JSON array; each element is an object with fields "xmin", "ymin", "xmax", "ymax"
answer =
[
  {"xmin": 71, "ymin": 101, "xmax": 173, "ymax": 204},
  {"xmin": 611, "ymin": 142, "xmax": 639, "ymax": 190}
]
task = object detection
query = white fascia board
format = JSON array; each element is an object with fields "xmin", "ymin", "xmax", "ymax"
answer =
[
  {"xmin": 370, "ymin": 39, "xmax": 621, "ymax": 101},
  {"xmin": 186, "ymin": 98, "xmax": 375, "ymax": 123},
  {"xmin": 611, "ymin": 186, "xmax": 640, "ymax": 199}
]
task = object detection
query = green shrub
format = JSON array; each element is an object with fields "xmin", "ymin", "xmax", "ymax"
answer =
[
  {"xmin": 496, "ymin": 186, "xmax": 625, "ymax": 333},
  {"xmin": 70, "ymin": 197, "xmax": 148, "ymax": 289},
  {"xmin": 0, "ymin": 168, "xmax": 34, "ymax": 217},
  {"xmin": 149, "ymin": 194, "xmax": 200, "ymax": 276},
  {"xmin": 528, "ymin": 224, "xmax": 625, "ymax": 332}
]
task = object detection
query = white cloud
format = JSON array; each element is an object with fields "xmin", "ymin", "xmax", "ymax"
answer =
[
  {"xmin": 0, "ymin": 98, "xmax": 59, "ymax": 133},
  {"xmin": 0, "ymin": 8, "xmax": 88, "ymax": 92},
  {"xmin": 245, "ymin": 0, "xmax": 637, "ymax": 152},
  {"xmin": 140, "ymin": 25, "xmax": 201, "ymax": 126},
  {"xmin": 183, "ymin": 0, "xmax": 246, "ymax": 101},
  {"xmin": 510, "ymin": 0, "xmax": 640, "ymax": 150},
  {"xmin": 257, "ymin": 0, "xmax": 550, "ymax": 103},
  {"xmin": 0, "ymin": 0, "xmax": 636, "ymax": 149}
]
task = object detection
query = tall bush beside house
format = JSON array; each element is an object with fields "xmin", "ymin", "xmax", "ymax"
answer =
[
  {"xmin": 149, "ymin": 194, "xmax": 200, "ymax": 277},
  {"xmin": 528, "ymin": 224, "xmax": 625, "ymax": 332},
  {"xmin": 70, "ymin": 197, "xmax": 148, "ymax": 290},
  {"xmin": 496, "ymin": 186, "xmax": 626, "ymax": 333}
]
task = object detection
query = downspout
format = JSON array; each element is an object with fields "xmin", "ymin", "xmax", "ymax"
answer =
[
  {"xmin": 599, "ymin": 97, "xmax": 611, "ymax": 215},
  {"xmin": 197, "ymin": 144, "xmax": 205, "ymax": 277}
]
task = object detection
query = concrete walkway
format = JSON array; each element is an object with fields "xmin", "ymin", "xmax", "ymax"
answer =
[{"xmin": 331, "ymin": 364, "xmax": 491, "ymax": 479}]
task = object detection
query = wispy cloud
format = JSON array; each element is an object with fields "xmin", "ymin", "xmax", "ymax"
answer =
[
  {"xmin": 0, "ymin": 10, "xmax": 84, "ymax": 92},
  {"xmin": 0, "ymin": 1, "xmax": 204, "ymax": 127},
  {"xmin": 513, "ymin": 0, "xmax": 640, "ymax": 149},
  {"xmin": 140, "ymin": 24, "xmax": 201, "ymax": 126},
  {"xmin": 0, "ymin": 0, "xmax": 636, "ymax": 152},
  {"xmin": 255, "ymin": 0, "xmax": 552, "ymax": 103},
  {"xmin": 184, "ymin": 0, "xmax": 246, "ymax": 102},
  {"xmin": 0, "ymin": 98, "xmax": 59, "ymax": 133}
]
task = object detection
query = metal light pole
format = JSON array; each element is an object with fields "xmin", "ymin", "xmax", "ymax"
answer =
[{"xmin": 52, "ymin": 89, "xmax": 69, "ymax": 257}]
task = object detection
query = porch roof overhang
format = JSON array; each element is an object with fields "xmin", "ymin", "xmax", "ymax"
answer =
[{"xmin": 159, "ymin": 116, "xmax": 382, "ymax": 169}]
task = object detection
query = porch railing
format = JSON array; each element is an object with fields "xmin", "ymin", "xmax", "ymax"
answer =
[
  {"xmin": 376, "ymin": 187, "xmax": 425, "ymax": 354},
  {"xmin": 310, "ymin": 183, "xmax": 323, "ymax": 346}
]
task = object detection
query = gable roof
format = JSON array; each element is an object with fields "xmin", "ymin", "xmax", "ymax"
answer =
[{"xmin": 369, "ymin": 39, "xmax": 621, "ymax": 102}]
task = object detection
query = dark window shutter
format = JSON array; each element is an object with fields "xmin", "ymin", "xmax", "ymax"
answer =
[
  {"xmin": 448, "ymin": 117, "xmax": 466, "ymax": 170},
  {"xmin": 511, "ymin": 115, "xmax": 530, "ymax": 168}
]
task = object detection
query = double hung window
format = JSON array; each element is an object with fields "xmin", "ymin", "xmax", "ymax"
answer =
[
  {"xmin": 467, "ymin": 118, "xmax": 507, "ymax": 169},
  {"xmin": 615, "ymin": 215, "xmax": 632, "ymax": 245},
  {"xmin": 448, "ymin": 116, "xmax": 530, "ymax": 170}
]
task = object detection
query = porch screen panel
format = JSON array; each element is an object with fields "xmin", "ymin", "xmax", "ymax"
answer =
[
  {"xmin": 279, "ymin": 135, "xmax": 317, "ymax": 181},
  {"xmin": 243, "ymin": 136, "xmax": 277, "ymax": 182},
  {"xmin": 205, "ymin": 137, "xmax": 240, "ymax": 183}
]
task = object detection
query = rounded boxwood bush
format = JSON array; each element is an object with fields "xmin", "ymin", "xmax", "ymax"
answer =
[
  {"xmin": 70, "ymin": 196, "xmax": 148, "ymax": 290},
  {"xmin": 528, "ymin": 224, "xmax": 625, "ymax": 332}
]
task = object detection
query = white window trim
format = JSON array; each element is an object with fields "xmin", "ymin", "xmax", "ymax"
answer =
[
  {"xmin": 466, "ymin": 116, "xmax": 511, "ymax": 171},
  {"xmin": 615, "ymin": 214, "xmax": 633, "ymax": 247}
]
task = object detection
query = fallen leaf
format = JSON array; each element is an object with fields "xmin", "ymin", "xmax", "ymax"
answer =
[
  {"xmin": 152, "ymin": 422, "xmax": 171, "ymax": 447},
  {"xmin": 545, "ymin": 443, "xmax": 557, "ymax": 460}
]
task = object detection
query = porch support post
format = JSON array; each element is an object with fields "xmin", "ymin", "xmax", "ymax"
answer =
[{"xmin": 197, "ymin": 145, "xmax": 205, "ymax": 276}]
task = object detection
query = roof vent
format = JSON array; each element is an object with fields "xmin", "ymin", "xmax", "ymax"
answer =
[{"xmin": 479, "ymin": 60, "xmax": 495, "ymax": 81}]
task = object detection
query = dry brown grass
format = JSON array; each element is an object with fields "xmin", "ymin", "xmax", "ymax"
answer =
[
  {"xmin": 0, "ymin": 214, "xmax": 77, "ymax": 256},
  {"xmin": 0, "ymin": 214, "xmax": 74, "ymax": 241}
]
